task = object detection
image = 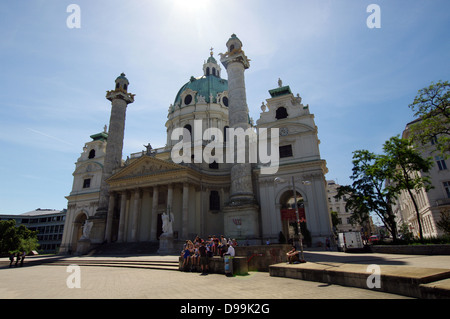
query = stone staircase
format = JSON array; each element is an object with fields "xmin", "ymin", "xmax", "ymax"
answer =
[
  {"xmin": 87, "ymin": 241, "xmax": 161, "ymax": 256},
  {"xmin": 49, "ymin": 258, "xmax": 180, "ymax": 271}
]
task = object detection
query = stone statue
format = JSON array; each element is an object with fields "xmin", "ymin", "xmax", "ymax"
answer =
[
  {"xmin": 161, "ymin": 211, "xmax": 174, "ymax": 235},
  {"xmin": 81, "ymin": 220, "xmax": 93, "ymax": 239},
  {"xmin": 278, "ymin": 78, "xmax": 283, "ymax": 88},
  {"xmin": 144, "ymin": 143, "xmax": 152, "ymax": 155}
]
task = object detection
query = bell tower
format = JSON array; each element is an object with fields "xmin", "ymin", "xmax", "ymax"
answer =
[{"xmin": 98, "ymin": 73, "xmax": 135, "ymax": 241}]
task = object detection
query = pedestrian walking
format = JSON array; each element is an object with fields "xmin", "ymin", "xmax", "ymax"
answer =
[
  {"xmin": 20, "ymin": 251, "xmax": 26, "ymax": 267},
  {"xmin": 15, "ymin": 252, "xmax": 20, "ymax": 267},
  {"xmin": 9, "ymin": 253, "xmax": 14, "ymax": 268}
]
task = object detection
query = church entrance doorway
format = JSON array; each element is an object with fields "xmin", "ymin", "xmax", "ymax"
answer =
[{"xmin": 279, "ymin": 190, "xmax": 308, "ymax": 244}]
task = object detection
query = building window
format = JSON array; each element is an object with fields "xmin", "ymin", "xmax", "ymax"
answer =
[
  {"xmin": 275, "ymin": 107, "xmax": 288, "ymax": 120},
  {"xmin": 222, "ymin": 96, "xmax": 229, "ymax": 107},
  {"xmin": 184, "ymin": 94, "xmax": 193, "ymax": 105},
  {"xmin": 183, "ymin": 124, "xmax": 192, "ymax": 142},
  {"xmin": 444, "ymin": 181, "xmax": 450, "ymax": 198},
  {"xmin": 88, "ymin": 149, "xmax": 95, "ymax": 159},
  {"xmin": 279, "ymin": 145, "xmax": 293, "ymax": 158},
  {"xmin": 83, "ymin": 178, "xmax": 91, "ymax": 188},
  {"xmin": 224, "ymin": 126, "xmax": 229, "ymax": 142},
  {"xmin": 210, "ymin": 191, "xmax": 220, "ymax": 211},
  {"xmin": 206, "ymin": 67, "xmax": 210, "ymax": 76},
  {"xmin": 436, "ymin": 156, "xmax": 447, "ymax": 170},
  {"xmin": 431, "ymin": 136, "xmax": 438, "ymax": 145}
]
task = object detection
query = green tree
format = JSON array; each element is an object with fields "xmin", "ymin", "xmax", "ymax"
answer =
[
  {"xmin": 336, "ymin": 150, "xmax": 399, "ymax": 241},
  {"xmin": 408, "ymin": 80, "xmax": 450, "ymax": 158},
  {"xmin": 382, "ymin": 136, "xmax": 434, "ymax": 241},
  {"xmin": 330, "ymin": 210, "xmax": 341, "ymax": 229},
  {"xmin": 0, "ymin": 220, "xmax": 20, "ymax": 254},
  {"xmin": 0, "ymin": 220, "xmax": 39, "ymax": 255}
]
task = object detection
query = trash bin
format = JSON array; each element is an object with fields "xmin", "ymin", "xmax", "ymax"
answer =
[{"xmin": 224, "ymin": 254, "xmax": 233, "ymax": 277}]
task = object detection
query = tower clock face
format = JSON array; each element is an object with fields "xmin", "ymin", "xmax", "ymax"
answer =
[{"xmin": 280, "ymin": 127, "xmax": 289, "ymax": 136}]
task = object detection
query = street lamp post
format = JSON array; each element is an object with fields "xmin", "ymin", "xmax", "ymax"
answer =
[{"xmin": 274, "ymin": 176, "xmax": 309, "ymax": 263}]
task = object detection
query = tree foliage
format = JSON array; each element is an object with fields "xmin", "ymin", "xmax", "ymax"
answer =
[
  {"xmin": 0, "ymin": 220, "xmax": 39, "ymax": 255},
  {"xmin": 336, "ymin": 150, "xmax": 398, "ymax": 241},
  {"xmin": 408, "ymin": 80, "xmax": 450, "ymax": 157},
  {"xmin": 336, "ymin": 137, "xmax": 434, "ymax": 242},
  {"xmin": 383, "ymin": 136, "xmax": 434, "ymax": 241}
]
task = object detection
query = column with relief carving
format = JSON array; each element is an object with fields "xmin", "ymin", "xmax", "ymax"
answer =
[{"xmin": 220, "ymin": 34, "xmax": 260, "ymax": 241}]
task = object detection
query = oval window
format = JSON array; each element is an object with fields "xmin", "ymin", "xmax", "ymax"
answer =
[
  {"xmin": 184, "ymin": 94, "xmax": 192, "ymax": 105},
  {"xmin": 222, "ymin": 96, "xmax": 229, "ymax": 107}
]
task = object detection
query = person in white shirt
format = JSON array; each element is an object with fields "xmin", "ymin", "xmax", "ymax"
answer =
[{"xmin": 226, "ymin": 244, "xmax": 235, "ymax": 257}]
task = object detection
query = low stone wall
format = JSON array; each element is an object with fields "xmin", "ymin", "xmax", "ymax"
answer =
[
  {"xmin": 235, "ymin": 244, "xmax": 292, "ymax": 271},
  {"xmin": 178, "ymin": 256, "xmax": 248, "ymax": 275},
  {"xmin": 371, "ymin": 244, "xmax": 450, "ymax": 255}
]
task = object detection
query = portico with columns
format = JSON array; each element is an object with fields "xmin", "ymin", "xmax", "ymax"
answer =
[{"xmin": 103, "ymin": 155, "xmax": 230, "ymax": 243}]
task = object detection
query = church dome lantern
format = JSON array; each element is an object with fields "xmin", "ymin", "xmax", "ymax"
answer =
[
  {"xmin": 203, "ymin": 48, "xmax": 221, "ymax": 78},
  {"xmin": 172, "ymin": 50, "xmax": 227, "ymax": 108}
]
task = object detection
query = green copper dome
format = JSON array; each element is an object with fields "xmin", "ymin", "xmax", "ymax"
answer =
[{"xmin": 173, "ymin": 74, "xmax": 228, "ymax": 106}]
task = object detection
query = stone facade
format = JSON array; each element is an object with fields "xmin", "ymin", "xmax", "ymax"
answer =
[
  {"xmin": 391, "ymin": 120, "xmax": 450, "ymax": 238},
  {"xmin": 60, "ymin": 35, "xmax": 333, "ymax": 254}
]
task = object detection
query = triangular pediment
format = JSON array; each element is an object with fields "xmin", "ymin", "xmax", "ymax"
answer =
[{"xmin": 107, "ymin": 155, "xmax": 187, "ymax": 182}]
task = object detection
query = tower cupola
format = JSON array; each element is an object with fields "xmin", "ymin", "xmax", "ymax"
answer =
[
  {"xmin": 114, "ymin": 73, "xmax": 129, "ymax": 92},
  {"xmin": 226, "ymin": 34, "xmax": 242, "ymax": 53},
  {"xmin": 203, "ymin": 48, "xmax": 221, "ymax": 77}
]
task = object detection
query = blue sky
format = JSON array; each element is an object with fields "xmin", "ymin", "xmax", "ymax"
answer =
[{"xmin": 0, "ymin": 0, "xmax": 449, "ymax": 215}]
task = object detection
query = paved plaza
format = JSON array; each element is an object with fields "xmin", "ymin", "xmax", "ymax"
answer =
[
  {"xmin": 5, "ymin": 249, "xmax": 450, "ymax": 299},
  {"xmin": 0, "ymin": 261, "xmax": 409, "ymax": 300}
]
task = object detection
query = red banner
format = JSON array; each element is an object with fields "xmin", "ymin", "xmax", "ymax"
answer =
[{"xmin": 281, "ymin": 208, "xmax": 306, "ymax": 222}]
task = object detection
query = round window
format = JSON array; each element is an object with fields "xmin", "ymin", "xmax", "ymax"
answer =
[
  {"xmin": 184, "ymin": 94, "xmax": 192, "ymax": 105},
  {"xmin": 222, "ymin": 96, "xmax": 229, "ymax": 107}
]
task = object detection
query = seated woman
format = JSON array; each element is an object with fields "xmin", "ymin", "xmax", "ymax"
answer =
[{"xmin": 286, "ymin": 245, "xmax": 300, "ymax": 264}]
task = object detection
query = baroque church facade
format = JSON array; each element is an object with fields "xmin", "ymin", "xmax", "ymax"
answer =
[{"xmin": 60, "ymin": 35, "xmax": 333, "ymax": 254}]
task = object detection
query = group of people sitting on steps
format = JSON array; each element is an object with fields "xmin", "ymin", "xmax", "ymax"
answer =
[{"xmin": 180, "ymin": 235, "xmax": 238, "ymax": 274}]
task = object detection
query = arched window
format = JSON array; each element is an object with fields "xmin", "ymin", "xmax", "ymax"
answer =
[
  {"xmin": 230, "ymin": 45, "xmax": 235, "ymax": 51},
  {"xmin": 115, "ymin": 82, "xmax": 120, "ymax": 89},
  {"xmin": 206, "ymin": 67, "xmax": 210, "ymax": 76},
  {"xmin": 276, "ymin": 107, "xmax": 288, "ymax": 120},
  {"xmin": 212, "ymin": 68, "xmax": 216, "ymax": 76},
  {"xmin": 224, "ymin": 126, "xmax": 229, "ymax": 142},
  {"xmin": 88, "ymin": 149, "xmax": 95, "ymax": 159},
  {"xmin": 123, "ymin": 84, "xmax": 127, "ymax": 91},
  {"xmin": 183, "ymin": 124, "xmax": 192, "ymax": 142},
  {"xmin": 210, "ymin": 191, "xmax": 220, "ymax": 210}
]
